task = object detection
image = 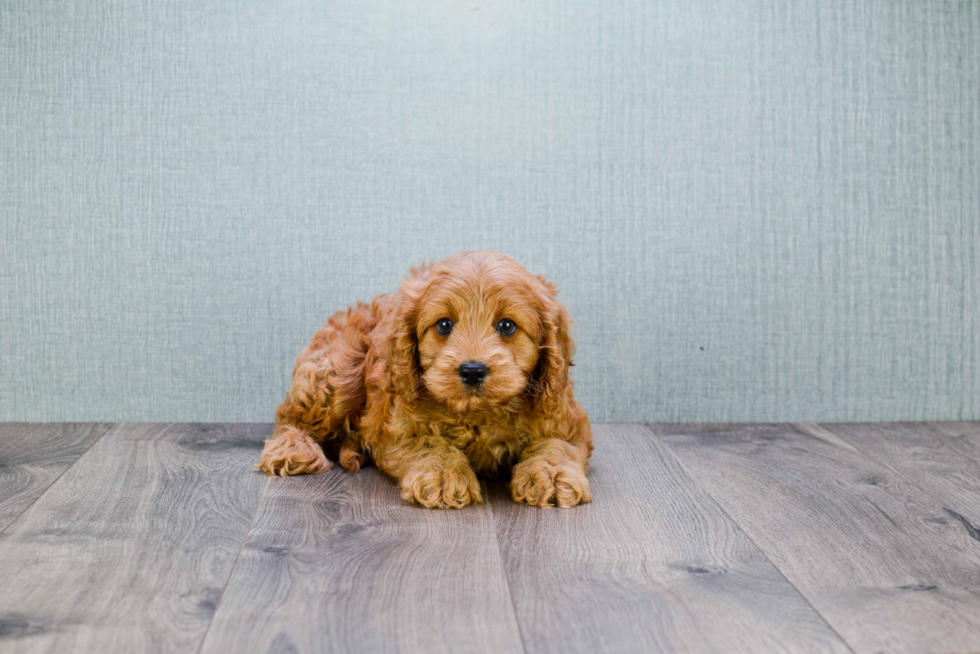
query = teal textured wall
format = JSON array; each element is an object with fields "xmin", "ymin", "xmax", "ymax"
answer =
[{"xmin": 1, "ymin": 0, "xmax": 978, "ymax": 423}]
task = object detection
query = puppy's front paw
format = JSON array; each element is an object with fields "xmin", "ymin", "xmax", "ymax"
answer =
[
  {"xmin": 257, "ymin": 427, "xmax": 332, "ymax": 477},
  {"xmin": 511, "ymin": 459, "xmax": 591, "ymax": 508},
  {"xmin": 400, "ymin": 462, "xmax": 483, "ymax": 509}
]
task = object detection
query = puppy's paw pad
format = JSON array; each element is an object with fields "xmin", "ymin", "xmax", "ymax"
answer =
[
  {"xmin": 511, "ymin": 461, "xmax": 591, "ymax": 508},
  {"xmin": 401, "ymin": 464, "xmax": 483, "ymax": 509},
  {"xmin": 257, "ymin": 431, "xmax": 332, "ymax": 477}
]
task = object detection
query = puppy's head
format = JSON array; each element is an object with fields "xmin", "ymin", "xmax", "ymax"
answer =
[{"xmin": 388, "ymin": 251, "xmax": 573, "ymax": 414}]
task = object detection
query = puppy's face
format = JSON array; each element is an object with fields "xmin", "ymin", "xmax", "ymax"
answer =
[
  {"xmin": 416, "ymin": 267, "xmax": 544, "ymax": 413},
  {"xmin": 393, "ymin": 253, "xmax": 567, "ymax": 414}
]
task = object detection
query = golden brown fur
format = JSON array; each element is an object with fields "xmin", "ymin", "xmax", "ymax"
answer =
[{"xmin": 258, "ymin": 251, "xmax": 593, "ymax": 509}]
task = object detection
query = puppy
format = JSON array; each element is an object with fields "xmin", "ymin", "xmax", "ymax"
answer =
[{"xmin": 258, "ymin": 251, "xmax": 593, "ymax": 509}]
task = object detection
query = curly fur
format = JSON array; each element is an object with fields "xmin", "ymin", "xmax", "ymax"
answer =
[{"xmin": 258, "ymin": 251, "xmax": 593, "ymax": 509}]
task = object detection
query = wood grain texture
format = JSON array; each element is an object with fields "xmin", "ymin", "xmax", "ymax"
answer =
[
  {"xmin": 0, "ymin": 423, "xmax": 113, "ymax": 532},
  {"xmin": 200, "ymin": 467, "xmax": 524, "ymax": 654},
  {"xmin": 811, "ymin": 422, "xmax": 980, "ymax": 542},
  {"xmin": 653, "ymin": 423, "xmax": 980, "ymax": 654},
  {"xmin": 0, "ymin": 423, "xmax": 268, "ymax": 654},
  {"xmin": 488, "ymin": 424, "xmax": 852, "ymax": 654}
]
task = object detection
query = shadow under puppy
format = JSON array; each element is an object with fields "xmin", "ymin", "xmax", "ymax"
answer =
[{"xmin": 258, "ymin": 251, "xmax": 593, "ymax": 509}]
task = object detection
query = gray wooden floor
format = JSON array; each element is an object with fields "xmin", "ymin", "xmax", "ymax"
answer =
[{"xmin": 1, "ymin": 423, "xmax": 978, "ymax": 654}]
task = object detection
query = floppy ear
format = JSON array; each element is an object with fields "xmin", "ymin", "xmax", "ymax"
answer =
[
  {"xmin": 386, "ymin": 266, "xmax": 428, "ymax": 404},
  {"xmin": 534, "ymin": 275, "xmax": 575, "ymax": 413}
]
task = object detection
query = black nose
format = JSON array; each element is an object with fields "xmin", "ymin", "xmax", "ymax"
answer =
[{"xmin": 458, "ymin": 361, "xmax": 488, "ymax": 386}]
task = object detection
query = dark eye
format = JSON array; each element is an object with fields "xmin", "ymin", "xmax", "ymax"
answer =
[
  {"xmin": 496, "ymin": 318, "xmax": 517, "ymax": 336},
  {"xmin": 436, "ymin": 318, "xmax": 454, "ymax": 335}
]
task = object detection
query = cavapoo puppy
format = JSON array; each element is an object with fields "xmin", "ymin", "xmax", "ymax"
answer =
[{"xmin": 258, "ymin": 251, "xmax": 593, "ymax": 509}]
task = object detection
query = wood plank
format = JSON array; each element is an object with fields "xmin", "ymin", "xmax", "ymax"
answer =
[
  {"xmin": 0, "ymin": 423, "xmax": 113, "ymax": 532},
  {"xmin": 488, "ymin": 424, "xmax": 851, "ymax": 654},
  {"xmin": 809, "ymin": 422, "xmax": 980, "ymax": 545},
  {"xmin": 653, "ymin": 423, "xmax": 980, "ymax": 654},
  {"xmin": 930, "ymin": 422, "xmax": 980, "ymax": 441},
  {"xmin": 200, "ymin": 466, "xmax": 525, "ymax": 654},
  {"xmin": 0, "ymin": 423, "xmax": 268, "ymax": 653}
]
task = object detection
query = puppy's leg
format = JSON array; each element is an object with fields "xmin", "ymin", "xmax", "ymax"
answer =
[
  {"xmin": 259, "ymin": 304, "xmax": 376, "ymax": 477},
  {"xmin": 257, "ymin": 424, "xmax": 332, "ymax": 477},
  {"xmin": 373, "ymin": 433, "xmax": 482, "ymax": 509},
  {"xmin": 258, "ymin": 345, "xmax": 338, "ymax": 477},
  {"xmin": 511, "ymin": 438, "xmax": 591, "ymax": 509}
]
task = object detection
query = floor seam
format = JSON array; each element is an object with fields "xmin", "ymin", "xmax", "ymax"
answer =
[
  {"xmin": 641, "ymin": 423, "xmax": 860, "ymax": 654},
  {"xmin": 195, "ymin": 473, "xmax": 271, "ymax": 654},
  {"xmin": 485, "ymin": 481, "xmax": 532, "ymax": 654},
  {"xmin": 792, "ymin": 422, "xmax": 980, "ymax": 525},
  {"xmin": 0, "ymin": 422, "xmax": 116, "ymax": 536}
]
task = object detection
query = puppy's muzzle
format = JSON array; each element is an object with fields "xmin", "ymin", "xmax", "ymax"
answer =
[{"xmin": 458, "ymin": 361, "xmax": 488, "ymax": 387}]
